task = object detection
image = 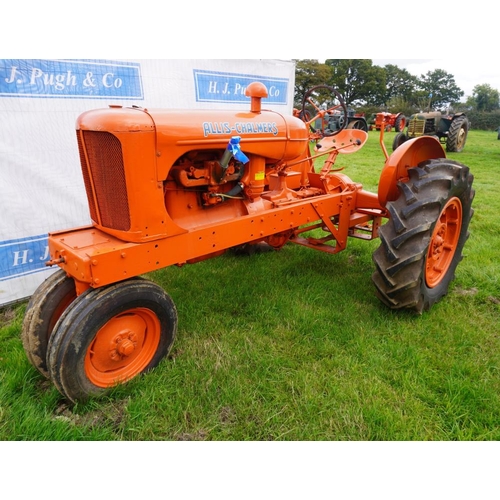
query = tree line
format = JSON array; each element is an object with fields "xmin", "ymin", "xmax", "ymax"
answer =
[{"xmin": 294, "ymin": 59, "xmax": 500, "ymax": 130}]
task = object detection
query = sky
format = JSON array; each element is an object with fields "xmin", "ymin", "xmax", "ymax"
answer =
[
  {"xmin": 3, "ymin": 2, "xmax": 496, "ymax": 104},
  {"xmin": 371, "ymin": 59, "xmax": 500, "ymax": 100}
]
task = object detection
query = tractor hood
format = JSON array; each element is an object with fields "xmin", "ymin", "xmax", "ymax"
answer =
[{"xmin": 76, "ymin": 105, "xmax": 310, "ymax": 181}]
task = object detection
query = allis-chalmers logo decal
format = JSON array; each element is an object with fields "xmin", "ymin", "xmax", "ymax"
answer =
[{"xmin": 202, "ymin": 121, "xmax": 279, "ymax": 137}]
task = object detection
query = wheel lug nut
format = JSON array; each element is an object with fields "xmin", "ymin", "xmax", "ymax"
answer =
[{"xmin": 118, "ymin": 339, "xmax": 135, "ymax": 356}]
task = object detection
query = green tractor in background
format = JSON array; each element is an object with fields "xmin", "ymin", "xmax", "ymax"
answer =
[{"xmin": 392, "ymin": 111, "xmax": 469, "ymax": 152}]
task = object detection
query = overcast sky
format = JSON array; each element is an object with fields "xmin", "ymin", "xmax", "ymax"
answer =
[
  {"xmin": 371, "ymin": 59, "xmax": 500, "ymax": 100},
  {"xmin": 3, "ymin": 5, "xmax": 497, "ymax": 102}
]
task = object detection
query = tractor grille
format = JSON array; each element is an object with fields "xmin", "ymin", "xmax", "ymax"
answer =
[
  {"xmin": 408, "ymin": 118, "xmax": 426, "ymax": 136},
  {"xmin": 77, "ymin": 131, "xmax": 131, "ymax": 231}
]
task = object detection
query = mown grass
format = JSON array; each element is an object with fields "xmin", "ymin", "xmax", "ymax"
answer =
[{"xmin": 1, "ymin": 130, "xmax": 499, "ymax": 441}]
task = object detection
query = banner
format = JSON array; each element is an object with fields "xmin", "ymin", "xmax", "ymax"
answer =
[{"xmin": 0, "ymin": 59, "xmax": 295, "ymax": 306}]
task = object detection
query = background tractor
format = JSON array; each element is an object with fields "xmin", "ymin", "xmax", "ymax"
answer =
[
  {"xmin": 369, "ymin": 112, "xmax": 406, "ymax": 132},
  {"xmin": 307, "ymin": 107, "xmax": 369, "ymax": 134},
  {"xmin": 392, "ymin": 111, "xmax": 469, "ymax": 152},
  {"xmin": 21, "ymin": 83, "xmax": 475, "ymax": 403}
]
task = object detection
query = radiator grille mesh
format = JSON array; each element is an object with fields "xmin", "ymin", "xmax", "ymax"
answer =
[
  {"xmin": 78, "ymin": 131, "xmax": 131, "ymax": 231},
  {"xmin": 408, "ymin": 118, "xmax": 426, "ymax": 135}
]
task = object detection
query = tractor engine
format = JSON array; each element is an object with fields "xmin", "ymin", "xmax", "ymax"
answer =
[{"xmin": 76, "ymin": 83, "xmax": 311, "ymax": 244}]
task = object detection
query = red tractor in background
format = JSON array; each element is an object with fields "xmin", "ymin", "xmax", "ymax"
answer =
[
  {"xmin": 21, "ymin": 84, "xmax": 475, "ymax": 403},
  {"xmin": 369, "ymin": 112, "xmax": 406, "ymax": 132}
]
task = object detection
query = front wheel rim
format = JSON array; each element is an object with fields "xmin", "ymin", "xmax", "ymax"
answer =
[
  {"xmin": 84, "ymin": 307, "xmax": 161, "ymax": 387},
  {"xmin": 425, "ymin": 197, "xmax": 463, "ymax": 288}
]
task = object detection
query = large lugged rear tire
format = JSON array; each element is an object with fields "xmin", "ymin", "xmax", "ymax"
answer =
[
  {"xmin": 372, "ymin": 159, "xmax": 474, "ymax": 313},
  {"xmin": 446, "ymin": 116, "xmax": 468, "ymax": 152},
  {"xmin": 47, "ymin": 278, "xmax": 178, "ymax": 402},
  {"xmin": 347, "ymin": 119, "xmax": 369, "ymax": 132},
  {"xmin": 394, "ymin": 114, "xmax": 406, "ymax": 133}
]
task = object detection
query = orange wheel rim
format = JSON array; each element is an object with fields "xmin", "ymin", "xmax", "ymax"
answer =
[
  {"xmin": 425, "ymin": 197, "xmax": 462, "ymax": 288},
  {"xmin": 85, "ymin": 308, "xmax": 161, "ymax": 387}
]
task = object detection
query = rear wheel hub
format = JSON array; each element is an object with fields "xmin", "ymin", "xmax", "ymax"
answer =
[{"xmin": 425, "ymin": 197, "xmax": 462, "ymax": 288}]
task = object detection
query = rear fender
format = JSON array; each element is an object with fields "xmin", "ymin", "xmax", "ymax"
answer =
[{"xmin": 378, "ymin": 136, "xmax": 445, "ymax": 207}]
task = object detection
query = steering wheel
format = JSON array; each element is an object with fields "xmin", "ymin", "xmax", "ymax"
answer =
[{"xmin": 301, "ymin": 85, "xmax": 348, "ymax": 138}]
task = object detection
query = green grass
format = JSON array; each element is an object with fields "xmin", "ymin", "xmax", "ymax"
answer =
[{"xmin": 1, "ymin": 130, "xmax": 499, "ymax": 441}]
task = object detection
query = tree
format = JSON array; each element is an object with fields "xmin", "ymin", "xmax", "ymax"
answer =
[
  {"xmin": 324, "ymin": 59, "xmax": 386, "ymax": 106},
  {"xmin": 469, "ymin": 84, "xmax": 500, "ymax": 112},
  {"xmin": 293, "ymin": 60, "xmax": 332, "ymax": 107},
  {"xmin": 418, "ymin": 69, "xmax": 464, "ymax": 108},
  {"xmin": 381, "ymin": 64, "xmax": 418, "ymax": 105}
]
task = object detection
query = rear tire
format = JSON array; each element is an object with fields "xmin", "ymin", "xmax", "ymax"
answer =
[
  {"xmin": 446, "ymin": 116, "xmax": 468, "ymax": 152},
  {"xmin": 372, "ymin": 159, "xmax": 474, "ymax": 313},
  {"xmin": 47, "ymin": 278, "xmax": 178, "ymax": 402},
  {"xmin": 21, "ymin": 269, "xmax": 76, "ymax": 378},
  {"xmin": 347, "ymin": 119, "xmax": 368, "ymax": 132},
  {"xmin": 394, "ymin": 114, "xmax": 406, "ymax": 133}
]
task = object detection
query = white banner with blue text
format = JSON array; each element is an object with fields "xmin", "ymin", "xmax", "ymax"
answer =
[{"xmin": 0, "ymin": 59, "xmax": 295, "ymax": 306}]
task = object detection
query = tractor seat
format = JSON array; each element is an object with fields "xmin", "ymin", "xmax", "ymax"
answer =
[{"xmin": 315, "ymin": 128, "xmax": 368, "ymax": 154}]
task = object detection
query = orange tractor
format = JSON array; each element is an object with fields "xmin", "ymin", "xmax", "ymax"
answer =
[
  {"xmin": 370, "ymin": 112, "xmax": 406, "ymax": 132},
  {"xmin": 21, "ymin": 83, "xmax": 475, "ymax": 402}
]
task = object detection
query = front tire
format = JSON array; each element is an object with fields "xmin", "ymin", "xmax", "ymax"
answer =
[
  {"xmin": 372, "ymin": 159, "xmax": 474, "ymax": 313},
  {"xmin": 392, "ymin": 132, "xmax": 407, "ymax": 151},
  {"xmin": 21, "ymin": 269, "xmax": 77, "ymax": 378},
  {"xmin": 47, "ymin": 278, "xmax": 178, "ymax": 402}
]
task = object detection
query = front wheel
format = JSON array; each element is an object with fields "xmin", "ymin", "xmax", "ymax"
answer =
[
  {"xmin": 372, "ymin": 159, "xmax": 474, "ymax": 313},
  {"xmin": 392, "ymin": 132, "xmax": 407, "ymax": 151},
  {"xmin": 47, "ymin": 278, "xmax": 178, "ymax": 402},
  {"xmin": 21, "ymin": 269, "xmax": 77, "ymax": 378}
]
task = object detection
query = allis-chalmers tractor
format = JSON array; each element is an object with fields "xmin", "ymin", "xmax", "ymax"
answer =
[{"xmin": 21, "ymin": 83, "xmax": 475, "ymax": 402}]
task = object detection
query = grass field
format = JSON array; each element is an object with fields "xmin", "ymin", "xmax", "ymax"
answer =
[{"xmin": 1, "ymin": 129, "xmax": 499, "ymax": 442}]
